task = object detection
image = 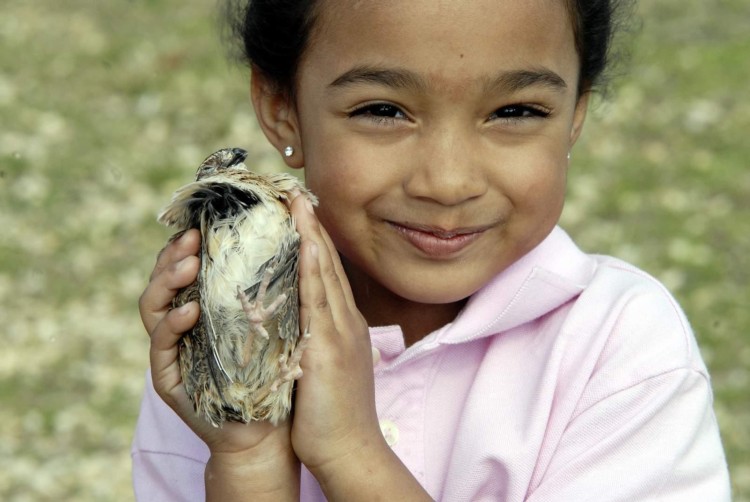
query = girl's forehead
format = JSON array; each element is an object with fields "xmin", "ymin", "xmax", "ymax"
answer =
[
  {"xmin": 303, "ymin": 0, "xmax": 578, "ymax": 90},
  {"xmin": 310, "ymin": 0, "xmax": 572, "ymax": 41}
]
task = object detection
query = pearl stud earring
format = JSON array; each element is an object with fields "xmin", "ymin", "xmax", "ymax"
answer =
[{"xmin": 284, "ymin": 146, "xmax": 294, "ymax": 158}]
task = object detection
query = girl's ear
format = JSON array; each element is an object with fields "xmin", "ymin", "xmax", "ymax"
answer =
[
  {"xmin": 250, "ymin": 68, "xmax": 304, "ymax": 169},
  {"xmin": 569, "ymin": 92, "xmax": 590, "ymax": 147}
]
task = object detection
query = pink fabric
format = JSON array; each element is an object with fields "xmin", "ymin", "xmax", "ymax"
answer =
[{"xmin": 132, "ymin": 226, "xmax": 730, "ymax": 501}]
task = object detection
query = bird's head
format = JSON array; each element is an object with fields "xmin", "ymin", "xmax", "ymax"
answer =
[{"xmin": 195, "ymin": 148, "xmax": 249, "ymax": 180}]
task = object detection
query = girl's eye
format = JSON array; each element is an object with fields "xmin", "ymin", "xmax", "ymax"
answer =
[
  {"xmin": 489, "ymin": 105, "xmax": 550, "ymax": 122},
  {"xmin": 349, "ymin": 103, "xmax": 407, "ymax": 123}
]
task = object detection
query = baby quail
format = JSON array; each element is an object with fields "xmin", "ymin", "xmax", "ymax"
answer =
[{"xmin": 158, "ymin": 147, "xmax": 316, "ymax": 427}]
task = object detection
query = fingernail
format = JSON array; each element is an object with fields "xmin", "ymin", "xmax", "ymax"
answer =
[
  {"xmin": 304, "ymin": 197, "xmax": 314, "ymax": 214},
  {"xmin": 177, "ymin": 229, "xmax": 196, "ymax": 246},
  {"xmin": 309, "ymin": 242, "xmax": 319, "ymax": 258},
  {"xmin": 176, "ymin": 302, "xmax": 193, "ymax": 315}
]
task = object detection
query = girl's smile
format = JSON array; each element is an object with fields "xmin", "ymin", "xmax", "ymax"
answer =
[
  {"xmin": 387, "ymin": 220, "xmax": 495, "ymax": 259},
  {"xmin": 256, "ymin": 0, "xmax": 589, "ymax": 336}
]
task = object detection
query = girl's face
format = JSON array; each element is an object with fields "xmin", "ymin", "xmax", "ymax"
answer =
[{"xmin": 286, "ymin": 0, "xmax": 587, "ymax": 305}]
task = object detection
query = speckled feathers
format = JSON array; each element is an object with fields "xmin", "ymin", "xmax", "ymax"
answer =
[{"xmin": 158, "ymin": 148, "xmax": 316, "ymax": 426}]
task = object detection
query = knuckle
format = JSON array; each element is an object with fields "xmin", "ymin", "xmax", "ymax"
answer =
[
  {"xmin": 155, "ymin": 244, "xmax": 169, "ymax": 264},
  {"xmin": 148, "ymin": 263, "xmax": 162, "ymax": 282},
  {"xmin": 323, "ymin": 264, "xmax": 340, "ymax": 283},
  {"xmin": 314, "ymin": 296, "xmax": 329, "ymax": 311},
  {"xmin": 301, "ymin": 290, "xmax": 329, "ymax": 312},
  {"xmin": 150, "ymin": 246, "xmax": 171, "ymax": 278},
  {"xmin": 138, "ymin": 287, "xmax": 153, "ymax": 316},
  {"xmin": 138, "ymin": 297, "xmax": 148, "ymax": 319}
]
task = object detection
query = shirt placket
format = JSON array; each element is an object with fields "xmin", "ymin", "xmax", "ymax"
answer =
[{"xmin": 373, "ymin": 336, "xmax": 435, "ymax": 486}]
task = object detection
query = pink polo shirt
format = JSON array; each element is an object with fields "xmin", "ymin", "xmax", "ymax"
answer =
[{"xmin": 131, "ymin": 227, "xmax": 730, "ymax": 501}]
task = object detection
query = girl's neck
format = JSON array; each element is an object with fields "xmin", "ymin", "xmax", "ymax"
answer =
[{"xmin": 343, "ymin": 260, "xmax": 467, "ymax": 347}]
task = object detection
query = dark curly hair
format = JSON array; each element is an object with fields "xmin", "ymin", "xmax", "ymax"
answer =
[{"xmin": 222, "ymin": 0, "xmax": 633, "ymax": 97}]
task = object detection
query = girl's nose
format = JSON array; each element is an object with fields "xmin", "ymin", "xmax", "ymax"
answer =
[{"xmin": 402, "ymin": 127, "xmax": 488, "ymax": 206}]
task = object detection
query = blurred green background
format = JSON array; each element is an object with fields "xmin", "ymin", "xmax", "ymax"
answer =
[{"xmin": 0, "ymin": 1, "xmax": 747, "ymax": 500}]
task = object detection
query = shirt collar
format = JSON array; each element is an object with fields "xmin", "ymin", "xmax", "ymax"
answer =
[{"xmin": 437, "ymin": 226, "xmax": 597, "ymax": 344}]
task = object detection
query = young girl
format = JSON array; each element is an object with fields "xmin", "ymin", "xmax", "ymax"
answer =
[{"xmin": 133, "ymin": 0, "xmax": 731, "ymax": 499}]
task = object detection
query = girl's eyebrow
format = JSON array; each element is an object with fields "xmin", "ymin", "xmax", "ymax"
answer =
[
  {"xmin": 327, "ymin": 65, "xmax": 568, "ymax": 94},
  {"xmin": 485, "ymin": 68, "xmax": 568, "ymax": 94},
  {"xmin": 328, "ymin": 66, "xmax": 427, "ymax": 92}
]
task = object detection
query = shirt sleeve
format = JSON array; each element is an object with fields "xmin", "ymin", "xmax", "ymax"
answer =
[
  {"xmin": 526, "ymin": 367, "xmax": 730, "ymax": 501},
  {"xmin": 525, "ymin": 270, "xmax": 731, "ymax": 502},
  {"xmin": 131, "ymin": 371, "xmax": 210, "ymax": 501}
]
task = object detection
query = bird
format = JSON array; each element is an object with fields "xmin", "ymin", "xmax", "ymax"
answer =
[{"xmin": 157, "ymin": 147, "xmax": 316, "ymax": 427}]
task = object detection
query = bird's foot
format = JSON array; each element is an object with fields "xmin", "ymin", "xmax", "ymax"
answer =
[
  {"xmin": 236, "ymin": 267, "xmax": 287, "ymax": 365},
  {"xmin": 270, "ymin": 331, "xmax": 312, "ymax": 392}
]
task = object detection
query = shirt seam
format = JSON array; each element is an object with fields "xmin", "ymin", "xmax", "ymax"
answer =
[
  {"xmin": 570, "ymin": 366, "xmax": 711, "ymax": 422},
  {"xmin": 566, "ymin": 266, "xmax": 699, "ymax": 422},
  {"xmin": 131, "ymin": 448, "xmax": 208, "ymax": 467},
  {"xmin": 468, "ymin": 267, "xmax": 585, "ymax": 343},
  {"xmin": 597, "ymin": 261, "xmax": 694, "ymax": 359},
  {"xmin": 526, "ymin": 367, "xmax": 714, "ymax": 499},
  {"xmin": 474, "ymin": 268, "xmax": 537, "ymax": 339}
]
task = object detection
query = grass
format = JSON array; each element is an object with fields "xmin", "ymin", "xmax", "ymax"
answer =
[{"xmin": 0, "ymin": 0, "xmax": 747, "ymax": 499}]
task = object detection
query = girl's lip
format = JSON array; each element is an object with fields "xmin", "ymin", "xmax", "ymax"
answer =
[{"xmin": 387, "ymin": 221, "xmax": 490, "ymax": 258}]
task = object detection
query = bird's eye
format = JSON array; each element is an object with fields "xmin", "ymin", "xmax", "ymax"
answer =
[{"xmin": 227, "ymin": 148, "xmax": 248, "ymax": 167}]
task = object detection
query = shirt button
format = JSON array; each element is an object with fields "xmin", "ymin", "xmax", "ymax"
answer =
[
  {"xmin": 371, "ymin": 346, "xmax": 382, "ymax": 366},
  {"xmin": 379, "ymin": 419, "xmax": 399, "ymax": 447}
]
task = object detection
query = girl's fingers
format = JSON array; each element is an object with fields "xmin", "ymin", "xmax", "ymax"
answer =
[
  {"xmin": 139, "ymin": 254, "xmax": 200, "ymax": 334},
  {"xmin": 316, "ymin": 221, "xmax": 357, "ymax": 310},
  {"xmin": 290, "ymin": 195, "xmax": 354, "ymax": 317},
  {"xmin": 150, "ymin": 301, "xmax": 199, "ymax": 352},
  {"xmin": 298, "ymin": 239, "xmax": 335, "ymax": 333},
  {"xmin": 140, "ymin": 229, "xmax": 200, "ymax": 334},
  {"xmin": 149, "ymin": 301, "xmax": 199, "ymax": 405},
  {"xmin": 150, "ymin": 229, "xmax": 201, "ymax": 281}
]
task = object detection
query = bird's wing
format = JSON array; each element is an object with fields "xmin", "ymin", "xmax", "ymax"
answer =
[
  {"xmin": 241, "ymin": 218, "xmax": 301, "ymax": 342},
  {"xmin": 198, "ymin": 212, "xmax": 234, "ymax": 384}
]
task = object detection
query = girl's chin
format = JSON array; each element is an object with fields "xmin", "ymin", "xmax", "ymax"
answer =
[
  {"xmin": 382, "ymin": 275, "xmax": 481, "ymax": 305},
  {"xmin": 342, "ymin": 253, "xmax": 487, "ymax": 305}
]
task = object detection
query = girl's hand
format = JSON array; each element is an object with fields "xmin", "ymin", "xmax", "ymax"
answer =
[
  {"xmin": 289, "ymin": 195, "xmax": 430, "ymax": 500},
  {"xmin": 138, "ymin": 229, "xmax": 299, "ymax": 500},
  {"xmin": 288, "ymin": 196, "xmax": 378, "ymax": 467}
]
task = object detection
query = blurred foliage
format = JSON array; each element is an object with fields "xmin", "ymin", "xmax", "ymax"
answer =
[{"xmin": 0, "ymin": 0, "xmax": 747, "ymax": 499}]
